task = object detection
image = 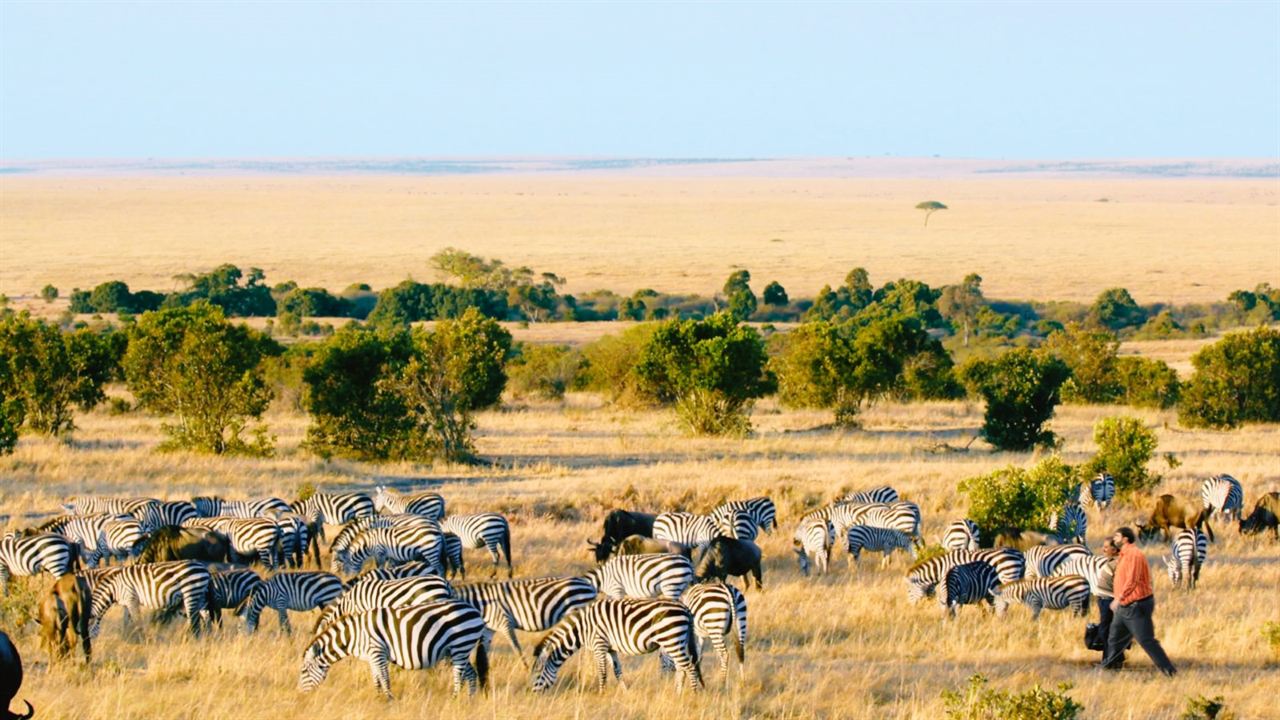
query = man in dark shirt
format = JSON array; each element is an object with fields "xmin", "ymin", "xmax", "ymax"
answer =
[{"xmin": 1101, "ymin": 527, "xmax": 1177, "ymax": 676}]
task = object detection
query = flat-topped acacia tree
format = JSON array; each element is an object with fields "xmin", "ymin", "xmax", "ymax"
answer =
[{"xmin": 916, "ymin": 200, "xmax": 947, "ymax": 227}]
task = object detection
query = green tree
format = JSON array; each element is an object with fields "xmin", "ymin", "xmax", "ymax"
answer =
[
  {"xmin": 1089, "ymin": 287, "xmax": 1147, "ymax": 331},
  {"xmin": 1083, "ymin": 416, "xmax": 1158, "ymax": 497},
  {"xmin": 0, "ymin": 385, "xmax": 20, "ymax": 455},
  {"xmin": 1113, "ymin": 356, "xmax": 1180, "ymax": 409},
  {"xmin": 762, "ymin": 281, "xmax": 789, "ymax": 307},
  {"xmin": 508, "ymin": 344, "xmax": 581, "ymax": 400},
  {"xmin": 723, "ymin": 270, "xmax": 757, "ymax": 322},
  {"xmin": 845, "ymin": 268, "xmax": 874, "ymax": 309},
  {"xmin": 1178, "ymin": 326, "xmax": 1280, "ymax": 429},
  {"xmin": 303, "ymin": 324, "xmax": 414, "ymax": 460},
  {"xmin": 632, "ymin": 313, "xmax": 772, "ymax": 436},
  {"xmin": 961, "ymin": 348, "xmax": 1071, "ymax": 451},
  {"xmin": 863, "ymin": 279, "xmax": 946, "ymax": 328},
  {"xmin": 40, "ymin": 285, "xmax": 58, "ymax": 303},
  {"xmin": 0, "ymin": 314, "xmax": 111, "ymax": 436},
  {"xmin": 916, "ymin": 200, "xmax": 948, "ymax": 227},
  {"xmin": 1042, "ymin": 324, "xmax": 1121, "ymax": 404},
  {"xmin": 938, "ymin": 273, "xmax": 987, "ymax": 346},
  {"xmin": 578, "ymin": 323, "xmax": 659, "ymax": 405},
  {"xmin": 123, "ymin": 303, "xmax": 278, "ymax": 454},
  {"xmin": 959, "ymin": 456, "xmax": 1079, "ymax": 534}
]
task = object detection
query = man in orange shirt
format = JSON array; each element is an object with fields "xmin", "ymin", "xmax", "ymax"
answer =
[{"xmin": 1101, "ymin": 526, "xmax": 1177, "ymax": 676}]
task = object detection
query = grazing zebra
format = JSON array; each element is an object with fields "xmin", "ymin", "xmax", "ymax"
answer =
[
  {"xmin": 680, "ymin": 581, "xmax": 748, "ymax": 681},
  {"xmin": 653, "ymin": 512, "xmax": 725, "ymax": 550},
  {"xmin": 1165, "ymin": 528, "xmax": 1209, "ymax": 589},
  {"xmin": 1052, "ymin": 554, "xmax": 1115, "ymax": 597},
  {"xmin": 192, "ymin": 495, "xmax": 291, "ymax": 519},
  {"xmin": 45, "ymin": 514, "xmax": 134, "ymax": 568},
  {"xmin": 793, "ymin": 517, "xmax": 834, "ymax": 577},
  {"xmin": 300, "ymin": 602, "xmax": 488, "ymax": 697},
  {"xmin": 838, "ymin": 485, "xmax": 900, "ymax": 505},
  {"xmin": 585, "ymin": 553, "xmax": 695, "ymax": 601},
  {"xmin": 351, "ymin": 560, "xmax": 443, "ymax": 585},
  {"xmin": 438, "ymin": 513, "xmax": 513, "ymax": 578},
  {"xmin": 938, "ymin": 561, "xmax": 1000, "ymax": 617},
  {"xmin": 63, "ymin": 496, "xmax": 158, "ymax": 519},
  {"xmin": 207, "ymin": 567, "xmax": 264, "ymax": 626},
  {"xmin": 0, "ymin": 533, "xmax": 76, "ymax": 594},
  {"xmin": 340, "ymin": 525, "xmax": 445, "ymax": 576},
  {"xmin": 905, "ymin": 548, "xmax": 1025, "ymax": 603},
  {"xmin": 941, "ymin": 519, "xmax": 980, "ymax": 552},
  {"xmin": 373, "ymin": 486, "xmax": 446, "ymax": 520},
  {"xmin": 185, "ymin": 517, "xmax": 282, "ymax": 569},
  {"xmin": 992, "ymin": 575, "xmax": 1091, "ymax": 620},
  {"xmin": 264, "ymin": 512, "xmax": 314, "ymax": 568},
  {"xmin": 860, "ymin": 503, "xmax": 922, "ymax": 541},
  {"xmin": 314, "ymin": 575, "xmax": 455, "ymax": 634},
  {"xmin": 243, "ymin": 571, "xmax": 345, "ymax": 634},
  {"xmin": 1080, "ymin": 474, "xmax": 1116, "ymax": 511},
  {"xmin": 1049, "ymin": 503, "xmax": 1088, "ymax": 544},
  {"xmin": 531, "ymin": 598, "xmax": 703, "ymax": 692},
  {"xmin": 1024, "ymin": 544, "xmax": 1091, "ymax": 578},
  {"xmin": 290, "ymin": 492, "xmax": 376, "ymax": 538},
  {"xmin": 98, "ymin": 517, "xmax": 147, "ymax": 565},
  {"xmin": 1201, "ymin": 475, "xmax": 1244, "ymax": 524},
  {"xmin": 88, "ymin": 560, "xmax": 210, "ymax": 637},
  {"xmin": 137, "ymin": 501, "xmax": 199, "ymax": 532},
  {"xmin": 452, "ymin": 576, "xmax": 598, "ymax": 661},
  {"xmin": 328, "ymin": 514, "xmax": 440, "ymax": 573},
  {"xmin": 716, "ymin": 509, "xmax": 759, "ymax": 542},
  {"xmin": 817, "ymin": 502, "xmax": 887, "ymax": 538},
  {"xmin": 712, "ymin": 497, "xmax": 777, "ymax": 534},
  {"xmin": 845, "ymin": 525, "xmax": 917, "ymax": 567}
]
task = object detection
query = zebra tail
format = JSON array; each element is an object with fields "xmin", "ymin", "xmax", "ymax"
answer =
[
  {"xmin": 474, "ymin": 635, "xmax": 490, "ymax": 691},
  {"xmin": 501, "ymin": 532, "xmax": 513, "ymax": 577}
]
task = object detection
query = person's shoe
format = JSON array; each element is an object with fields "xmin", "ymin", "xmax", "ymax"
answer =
[{"xmin": 1162, "ymin": 668, "xmax": 1177, "ymax": 677}]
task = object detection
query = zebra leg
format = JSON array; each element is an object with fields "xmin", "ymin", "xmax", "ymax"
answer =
[
  {"xmin": 183, "ymin": 589, "xmax": 204, "ymax": 637},
  {"xmin": 451, "ymin": 648, "xmax": 477, "ymax": 696},
  {"xmin": 496, "ymin": 612, "xmax": 526, "ymax": 668},
  {"xmin": 709, "ymin": 633, "xmax": 730, "ymax": 684},
  {"xmin": 659, "ymin": 653, "xmax": 675, "ymax": 675},
  {"xmin": 589, "ymin": 636, "xmax": 614, "ymax": 691},
  {"xmin": 486, "ymin": 542, "xmax": 502, "ymax": 579},
  {"xmin": 365, "ymin": 649, "xmax": 393, "ymax": 699},
  {"xmin": 0, "ymin": 564, "xmax": 9, "ymax": 596},
  {"xmin": 277, "ymin": 607, "xmax": 292, "ymax": 635}
]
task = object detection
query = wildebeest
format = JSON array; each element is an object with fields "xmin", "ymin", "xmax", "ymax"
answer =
[
  {"xmin": 1239, "ymin": 491, "xmax": 1280, "ymax": 540},
  {"xmin": 614, "ymin": 534, "xmax": 692, "ymax": 558},
  {"xmin": 136, "ymin": 525, "xmax": 231, "ymax": 563},
  {"xmin": 694, "ymin": 537, "xmax": 763, "ymax": 590},
  {"xmin": 0, "ymin": 630, "xmax": 33, "ymax": 720},
  {"xmin": 1136, "ymin": 494, "xmax": 1214, "ymax": 543},
  {"xmin": 587, "ymin": 510, "xmax": 657, "ymax": 563},
  {"xmin": 37, "ymin": 573, "xmax": 91, "ymax": 662}
]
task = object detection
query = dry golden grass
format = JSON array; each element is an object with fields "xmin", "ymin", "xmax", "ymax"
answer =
[
  {"xmin": 0, "ymin": 394, "xmax": 1276, "ymax": 719},
  {"xmin": 2, "ymin": 173, "xmax": 1276, "ymax": 306}
]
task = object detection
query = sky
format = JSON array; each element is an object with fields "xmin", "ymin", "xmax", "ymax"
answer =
[{"xmin": 1, "ymin": 2, "xmax": 1277, "ymax": 160}]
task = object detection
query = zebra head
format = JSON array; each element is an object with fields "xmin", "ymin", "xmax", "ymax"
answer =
[
  {"xmin": 905, "ymin": 579, "xmax": 931, "ymax": 604},
  {"xmin": 298, "ymin": 639, "xmax": 333, "ymax": 691},
  {"xmin": 530, "ymin": 613, "xmax": 581, "ymax": 693}
]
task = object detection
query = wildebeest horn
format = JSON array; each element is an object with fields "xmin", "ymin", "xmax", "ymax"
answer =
[
  {"xmin": 18, "ymin": 700, "xmax": 34, "ymax": 719},
  {"xmin": 586, "ymin": 538, "xmax": 598, "ymax": 547}
]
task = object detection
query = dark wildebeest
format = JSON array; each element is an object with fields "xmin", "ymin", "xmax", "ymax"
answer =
[
  {"xmin": 694, "ymin": 536, "xmax": 763, "ymax": 590},
  {"xmin": 1240, "ymin": 491, "xmax": 1280, "ymax": 541},
  {"xmin": 1137, "ymin": 494, "xmax": 1214, "ymax": 543},
  {"xmin": 0, "ymin": 630, "xmax": 33, "ymax": 720},
  {"xmin": 614, "ymin": 534, "xmax": 692, "ymax": 558},
  {"xmin": 37, "ymin": 573, "xmax": 91, "ymax": 663},
  {"xmin": 587, "ymin": 510, "xmax": 657, "ymax": 563},
  {"xmin": 137, "ymin": 525, "xmax": 231, "ymax": 563}
]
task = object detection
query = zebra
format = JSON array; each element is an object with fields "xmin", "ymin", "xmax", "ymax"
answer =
[
  {"xmin": 941, "ymin": 519, "xmax": 980, "ymax": 552},
  {"xmin": 1052, "ymin": 554, "xmax": 1115, "ymax": 597},
  {"xmin": 192, "ymin": 495, "xmax": 291, "ymax": 519},
  {"xmin": 793, "ymin": 517, "xmax": 833, "ymax": 577},
  {"xmin": 185, "ymin": 517, "xmax": 282, "ymax": 568},
  {"xmin": 905, "ymin": 548, "xmax": 1025, "ymax": 603},
  {"xmin": 838, "ymin": 485, "xmax": 900, "ymax": 505},
  {"xmin": 452, "ymin": 576, "xmax": 598, "ymax": 662},
  {"xmin": 1024, "ymin": 544, "xmax": 1091, "ymax": 578},
  {"xmin": 314, "ymin": 575, "xmax": 455, "ymax": 635},
  {"xmin": 680, "ymin": 581, "xmax": 747, "ymax": 681},
  {"xmin": 340, "ymin": 525, "xmax": 445, "ymax": 576},
  {"xmin": 373, "ymin": 486, "xmax": 446, "ymax": 520},
  {"xmin": 290, "ymin": 492, "xmax": 376, "ymax": 539},
  {"xmin": 328, "ymin": 513, "xmax": 440, "ymax": 573},
  {"xmin": 97, "ymin": 517, "xmax": 147, "ymax": 565},
  {"xmin": 137, "ymin": 500, "xmax": 199, "ymax": 532},
  {"xmin": 1165, "ymin": 528, "xmax": 1209, "ymax": 589},
  {"xmin": 937, "ymin": 561, "xmax": 1000, "ymax": 617},
  {"xmin": 714, "ymin": 508, "xmax": 759, "ymax": 542},
  {"xmin": 712, "ymin": 497, "xmax": 777, "ymax": 534},
  {"xmin": 0, "ymin": 533, "xmax": 76, "ymax": 594},
  {"xmin": 1049, "ymin": 503, "xmax": 1088, "ymax": 544},
  {"xmin": 531, "ymin": 598, "xmax": 703, "ymax": 692},
  {"xmin": 438, "ymin": 513, "xmax": 513, "ymax": 578},
  {"xmin": 44, "ymin": 514, "xmax": 130, "ymax": 568},
  {"xmin": 300, "ymin": 602, "xmax": 488, "ymax": 697},
  {"xmin": 845, "ymin": 525, "xmax": 917, "ymax": 568},
  {"xmin": 206, "ymin": 567, "xmax": 264, "ymax": 626},
  {"xmin": 243, "ymin": 570, "xmax": 345, "ymax": 634},
  {"xmin": 991, "ymin": 575, "xmax": 1092, "ymax": 620},
  {"xmin": 267, "ymin": 511, "xmax": 315, "ymax": 568},
  {"xmin": 817, "ymin": 502, "xmax": 888, "ymax": 539},
  {"xmin": 585, "ymin": 553, "xmax": 695, "ymax": 601},
  {"xmin": 1202, "ymin": 475, "xmax": 1244, "ymax": 525},
  {"xmin": 652, "ymin": 512, "xmax": 725, "ymax": 550},
  {"xmin": 1080, "ymin": 474, "xmax": 1116, "ymax": 511},
  {"xmin": 351, "ymin": 560, "xmax": 443, "ymax": 585},
  {"xmin": 860, "ymin": 503, "xmax": 922, "ymax": 541},
  {"xmin": 88, "ymin": 560, "xmax": 210, "ymax": 637},
  {"xmin": 63, "ymin": 496, "xmax": 158, "ymax": 519}
]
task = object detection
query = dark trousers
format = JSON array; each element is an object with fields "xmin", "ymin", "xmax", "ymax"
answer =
[
  {"xmin": 1102, "ymin": 596, "xmax": 1176, "ymax": 674},
  {"xmin": 1096, "ymin": 596, "xmax": 1117, "ymax": 654}
]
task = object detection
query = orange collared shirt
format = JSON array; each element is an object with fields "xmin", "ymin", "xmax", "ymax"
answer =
[{"xmin": 1114, "ymin": 542, "xmax": 1154, "ymax": 605}]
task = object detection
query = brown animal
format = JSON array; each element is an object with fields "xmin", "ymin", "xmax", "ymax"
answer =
[
  {"xmin": 1137, "ymin": 494, "xmax": 1214, "ymax": 543},
  {"xmin": 1239, "ymin": 491, "xmax": 1280, "ymax": 540},
  {"xmin": 0, "ymin": 630, "xmax": 33, "ymax": 720},
  {"xmin": 993, "ymin": 529, "xmax": 1058, "ymax": 551},
  {"xmin": 136, "ymin": 525, "xmax": 231, "ymax": 563},
  {"xmin": 614, "ymin": 534, "xmax": 692, "ymax": 558},
  {"xmin": 694, "ymin": 537, "xmax": 763, "ymax": 590},
  {"xmin": 36, "ymin": 573, "xmax": 91, "ymax": 663}
]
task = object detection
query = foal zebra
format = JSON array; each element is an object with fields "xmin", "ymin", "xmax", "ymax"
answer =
[
  {"xmin": 712, "ymin": 497, "xmax": 777, "ymax": 534},
  {"xmin": 328, "ymin": 514, "xmax": 440, "ymax": 573},
  {"xmin": 941, "ymin": 519, "xmax": 980, "ymax": 552},
  {"xmin": 793, "ymin": 517, "xmax": 834, "ymax": 577},
  {"xmin": 1024, "ymin": 544, "xmax": 1091, "ymax": 578},
  {"xmin": 532, "ymin": 598, "xmax": 703, "ymax": 692},
  {"xmin": 992, "ymin": 575, "xmax": 1091, "ymax": 620},
  {"xmin": 88, "ymin": 560, "xmax": 210, "ymax": 637},
  {"xmin": 314, "ymin": 575, "xmax": 455, "ymax": 634},
  {"xmin": 243, "ymin": 571, "xmax": 345, "ymax": 634},
  {"xmin": 1049, "ymin": 504, "xmax": 1088, "ymax": 544},
  {"xmin": 845, "ymin": 525, "xmax": 916, "ymax": 567},
  {"xmin": 1201, "ymin": 475, "xmax": 1244, "ymax": 524},
  {"xmin": 452, "ymin": 576, "xmax": 598, "ymax": 662},
  {"xmin": 438, "ymin": 513, "xmax": 513, "ymax": 578},
  {"xmin": 1165, "ymin": 528, "xmax": 1209, "ymax": 589},
  {"xmin": 339, "ymin": 525, "xmax": 445, "ymax": 576},
  {"xmin": 938, "ymin": 561, "xmax": 1000, "ymax": 617},
  {"xmin": 373, "ymin": 486, "xmax": 446, "ymax": 520},
  {"xmin": 0, "ymin": 533, "xmax": 76, "ymax": 594},
  {"xmin": 300, "ymin": 602, "xmax": 488, "ymax": 697},
  {"xmin": 585, "ymin": 553, "xmax": 695, "ymax": 601},
  {"xmin": 680, "ymin": 581, "xmax": 748, "ymax": 681},
  {"xmin": 1080, "ymin": 474, "xmax": 1116, "ymax": 511}
]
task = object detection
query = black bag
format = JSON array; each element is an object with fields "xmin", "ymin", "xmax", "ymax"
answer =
[{"xmin": 1084, "ymin": 623, "xmax": 1106, "ymax": 651}]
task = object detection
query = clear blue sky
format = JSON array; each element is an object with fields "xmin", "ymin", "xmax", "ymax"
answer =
[{"xmin": 2, "ymin": 2, "xmax": 1277, "ymax": 160}]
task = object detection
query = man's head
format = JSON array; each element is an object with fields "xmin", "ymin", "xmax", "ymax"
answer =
[{"xmin": 1112, "ymin": 527, "xmax": 1136, "ymax": 547}]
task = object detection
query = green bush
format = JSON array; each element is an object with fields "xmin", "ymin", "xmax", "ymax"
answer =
[
  {"xmin": 1113, "ymin": 356, "xmax": 1180, "ymax": 409},
  {"xmin": 959, "ymin": 456, "xmax": 1079, "ymax": 534},
  {"xmin": 508, "ymin": 344, "xmax": 581, "ymax": 400},
  {"xmin": 762, "ymin": 281, "xmax": 788, "ymax": 307},
  {"xmin": 1181, "ymin": 695, "xmax": 1236, "ymax": 720},
  {"xmin": 123, "ymin": 303, "xmax": 278, "ymax": 455},
  {"xmin": 1084, "ymin": 416, "xmax": 1158, "ymax": 497},
  {"xmin": 41, "ymin": 285, "xmax": 58, "ymax": 303},
  {"xmin": 943, "ymin": 674, "xmax": 1084, "ymax": 720},
  {"xmin": 0, "ymin": 385, "xmax": 20, "ymax": 455},
  {"xmin": 578, "ymin": 323, "xmax": 659, "ymax": 405},
  {"xmin": 1090, "ymin": 287, "xmax": 1147, "ymax": 332},
  {"xmin": 1043, "ymin": 324, "xmax": 1121, "ymax": 404},
  {"xmin": 723, "ymin": 270, "xmax": 757, "ymax": 322},
  {"xmin": 0, "ymin": 313, "xmax": 113, "ymax": 436},
  {"xmin": 960, "ymin": 348, "xmax": 1071, "ymax": 451},
  {"xmin": 1178, "ymin": 327, "xmax": 1280, "ymax": 429}
]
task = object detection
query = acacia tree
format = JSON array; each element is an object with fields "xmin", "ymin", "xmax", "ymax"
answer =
[
  {"xmin": 916, "ymin": 201, "xmax": 948, "ymax": 227},
  {"xmin": 938, "ymin": 273, "xmax": 985, "ymax": 346}
]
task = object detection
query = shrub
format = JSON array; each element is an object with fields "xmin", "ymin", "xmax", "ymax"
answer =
[
  {"xmin": 508, "ymin": 344, "xmax": 581, "ymax": 400},
  {"xmin": 1181, "ymin": 695, "xmax": 1236, "ymax": 720},
  {"xmin": 632, "ymin": 313, "xmax": 772, "ymax": 436},
  {"xmin": 960, "ymin": 456, "xmax": 1079, "ymax": 534},
  {"xmin": 0, "ymin": 313, "xmax": 112, "ymax": 436},
  {"xmin": 1178, "ymin": 327, "xmax": 1280, "ymax": 429},
  {"xmin": 577, "ymin": 323, "xmax": 659, "ymax": 405},
  {"xmin": 303, "ymin": 324, "xmax": 414, "ymax": 460},
  {"xmin": 1090, "ymin": 287, "xmax": 1147, "ymax": 332},
  {"xmin": 960, "ymin": 348, "xmax": 1071, "ymax": 451},
  {"xmin": 1042, "ymin": 324, "xmax": 1121, "ymax": 404},
  {"xmin": 1084, "ymin": 416, "xmax": 1158, "ymax": 497},
  {"xmin": 723, "ymin": 270, "xmax": 757, "ymax": 322},
  {"xmin": 762, "ymin": 281, "xmax": 788, "ymax": 307},
  {"xmin": 123, "ymin": 303, "xmax": 278, "ymax": 455},
  {"xmin": 40, "ymin": 285, "xmax": 58, "ymax": 303},
  {"xmin": 1263, "ymin": 621, "xmax": 1280, "ymax": 661},
  {"xmin": 0, "ymin": 385, "xmax": 20, "ymax": 455},
  {"xmin": 943, "ymin": 674, "xmax": 1084, "ymax": 720},
  {"xmin": 1113, "ymin": 356, "xmax": 1180, "ymax": 409}
]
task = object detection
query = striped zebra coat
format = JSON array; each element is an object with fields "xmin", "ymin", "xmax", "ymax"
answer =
[
  {"xmin": 328, "ymin": 514, "xmax": 440, "ymax": 574},
  {"xmin": 992, "ymin": 575, "xmax": 1091, "ymax": 620},
  {"xmin": 906, "ymin": 548, "xmax": 1026, "ymax": 603},
  {"xmin": 938, "ymin": 561, "xmax": 1000, "ymax": 617},
  {"xmin": 244, "ymin": 571, "xmax": 345, "ymax": 634},
  {"xmin": 652, "ymin": 512, "xmax": 732, "ymax": 550},
  {"xmin": 814, "ymin": 502, "xmax": 887, "ymax": 539},
  {"xmin": 269, "ymin": 511, "xmax": 319, "ymax": 568},
  {"xmin": 290, "ymin": 493, "xmax": 376, "ymax": 538},
  {"xmin": 941, "ymin": 519, "xmax": 980, "ymax": 552},
  {"xmin": 793, "ymin": 517, "xmax": 834, "ymax": 577},
  {"xmin": 314, "ymin": 575, "xmax": 455, "ymax": 634},
  {"xmin": 88, "ymin": 560, "xmax": 210, "ymax": 637},
  {"xmin": 1052, "ymin": 555, "xmax": 1116, "ymax": 597},
  {"xmin": 845, "ymin": 525, "xmax": 917, "ymax": 567},
  {"xmin": 47, "ymin": 514, "xmax": 141, "ymax": 568},
  {"xmin": 340, "ymin": 525, "xmax": 445, "ymax": 576},
  {"xmin": 532, "ymin": 598, "xmax": 703, "ymax": 692},
  {"xmin": 1080, "ymin": 474, "xmax": 1116, "ymax": 511},
  {"xmin": 1049, "ymin": 504, "xmax": 1088, "ymax": 544},
  {"xmin": 373, "ymin": 486, "xmax": 446, "ymax": 520},
  {"xmin": 860, "ymin": 502, "xmax": 922, "ymax": 540},
  {"xmin": 585, "ymin": 553, "xmax": 695, "ymax": 601},
  {"xmin": 1202, "ymin": 475, "xmax": 1244, "ymax": 524},
  {"xmin": 712, "ymin": 497, "xmax": 777, "ymax": 534},
  {"xmin": 192, "ymin": 495, "xmax": 290, "ymax": 518},
  {"xmin": 452, "ymin": 576, "xmax": 598, "ymax": 662},
  {"xmin": 838, "ymin": 485, "xmax": 900, "ymax": 505},
  {"xmin": 0, "ymin": 533, "xmax": 77, "ymax": 594},
  {"xmin": 680, "ymin": 581, "xmax": 747, "ymax": 680},
  {"xmin": 1165, "ymin": 528, "xmax": 1209, "ymax": 589},
  {"xmin": 1024, "ymin": 544, "xmax": 1091, "ymax": 578},
  {"xmin": 438, "ymin": 513, "xmax": 513, "ymax": 578},
  {"xmin": 351, "ymin": 560, "xmax": 442, "ymax": 585},
  {"xmin": 63, "ymin": 496, "xmax": 158, "ymax": 520},
  {"xmin": 206, "ymin": 567, "xmax": 264, "ymax": 626},
  {"xmin": 300, "ymin": 602, "xmax": 488, "ymax": 697},
  {"xmin": 184, "ymin": 517, "xmax": 282, "ymax": 569},
  {"xmin": 137, "ymin": 501, "xmax": 199, "ymax": 532}
]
